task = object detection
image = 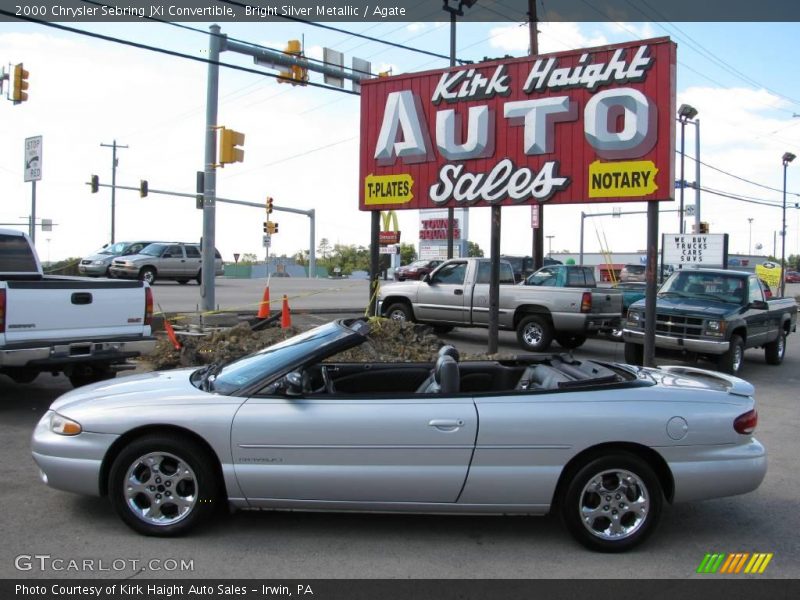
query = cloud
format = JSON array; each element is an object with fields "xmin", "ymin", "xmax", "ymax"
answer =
[{"xmin": 487, "ymin": 22, "xmax": 608, "ymax": 54}]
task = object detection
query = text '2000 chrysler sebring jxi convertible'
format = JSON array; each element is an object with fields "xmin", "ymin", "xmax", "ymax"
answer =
[{"xmin": 32, "ymin": 318, "xmax": 767, "ymax": 552}]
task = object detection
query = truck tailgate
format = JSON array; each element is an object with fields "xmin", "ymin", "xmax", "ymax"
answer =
[
  {"xmin": 591, "ymin": 289, "xmax": 623, "ymax": 314},
  {"xmin": 3, "ymin": 278, "xmax": 149, "ymax": 343}
]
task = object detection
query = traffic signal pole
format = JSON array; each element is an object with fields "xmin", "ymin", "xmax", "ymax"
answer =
[
  {"xmin": 100, "ymin": 140, "xmax": 128, "ymax": 244},
  {"xmin": 201, "ymin": 24, "xmax": 222, "ymax": 312}
]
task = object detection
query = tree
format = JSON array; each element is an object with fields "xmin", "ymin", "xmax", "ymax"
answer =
[
  {"xmin": 239, "ymin": 253, "xmax": 258, "ymax": 265},
  {"xmin": 399, "ymin": 243, "xmax": 417, "ymax": 265},
  {"xmin": 318, "ymin": 238, "xmax": 331, "ymax": 260},
  {"xmin": 467, "ymin": 241, "xmax": 484, "ymax": 257}
]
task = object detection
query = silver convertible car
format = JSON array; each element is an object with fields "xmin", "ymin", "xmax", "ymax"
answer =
[{"xmin": 32, "ymin": 318, "xmax": 767, "ymax": 552}]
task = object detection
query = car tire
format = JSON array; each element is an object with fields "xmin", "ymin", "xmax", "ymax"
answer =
[
  {"xmin": 68, "ymin": 366, "xmax": 116, "ymax": 389},
  {"xmin": 177, "ymin": 279, "xmax": 190, "ymax": 285},
  {"xmin": 623, "ymin": 342, "xmax": 644, "ymax": 366},
  {"xmin": 516, "ymin": 314, "xmax": 554, "ymax": 352},
  {"xmin": 196, "ymin": 270, "xmax": 202, "ymax": 285},
  {"xmin": 108, "ymin": 434, "xmax": 219, "ymax": 537},
  {"xmin": 433, "ymin": 325, "xmax": 454, "ymax": 334},
  {"xmin": 385, "ymin": 302, "xmax": 413, "ymax": 322},
  {"xmin": 139, "ymin": 268, "xmax": 156, "ymax": 285},
  {"xmin": 718, "ymin": 334, "xmax": 745, "ymax": 375},
  {"xmin": 555, "ymin": 334, "xmax": 587, "ymax": 350},
  {"xmin": 561, "ymin": 453, "xmax": 662, "ymax": 552},
  {"xmin": 7, "ymin": 368, "xmax": 39, "ymax": 384},
  {"xmin": 764, "ymin": 331, "xmax": 786, "ymax": 365}
]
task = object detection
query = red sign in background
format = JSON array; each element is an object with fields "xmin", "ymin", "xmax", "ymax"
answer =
[{"xmin": 359, "ymin": 37, "xmax": 676, "ymax": 212}]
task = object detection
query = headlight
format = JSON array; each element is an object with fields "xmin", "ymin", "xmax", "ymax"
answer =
[
  {"xmin": 50, "ymin": 413, "xmax": 82, "ymax": 436},
  {"xmin": 92, "ymin": 259, "xmax": 106, "ymax": 265},
  {"xmin": 626, "ymin": 311, "xmax": 642, "ymax": 326},
  {"xmin": 705, "ymin": 320, "xmax": 725, "ymax": 335}
]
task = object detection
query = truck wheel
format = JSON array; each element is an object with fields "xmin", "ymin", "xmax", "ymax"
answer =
[
  {"xmin": 139, "ymin": 267, "xmax": 156, "ymax": 285},
  {"xmin": 385, "ymin": 302, "xmax": 413, "ymax": 323},
  {"xmin": 764, "ymin": 332, "xmax": 786, "ymax": 365},
  {"xmin": 69, "ymin": 366, "xmax": 117, "ymax": 389},
  {"xmin": 717, "ymin": 334, "xmax": 744, "ymax": 375},
  {"xmin": 555, "ymin": 334, "xmax": 587, "ymax": 350},
  {"xmin": 7, "ymin": 368, "xmax": 39, "ymax": 384},
  {"xmin": 433, "ymin": 325, "xmax": 454, "ymax": 334},
  {"xmin": 560, "ymin": 452, "xmax": 662, "ymax": 552},
  {"xmin": 623, "ymin": 342, "xmax": 644, "ymax": 366},
  {"xmin": 108, "ymin": 434, "xmax": 219, "ymax": 536},
  {"xmin": 516, "ymin": 315, "xmax": 554, "ymax": 352}
]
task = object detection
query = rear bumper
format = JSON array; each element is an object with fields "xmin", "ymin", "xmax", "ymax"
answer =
[
  {"xmin": 622, "ymin": 328, "xmax": 729, "ymax": 354},
  {"xmin": 108, "ymin": 265, "xmax": 139, "ymax": 279},
  {"xmin": 553, "ymin": 313, "xmax": 620, "ymax": 334},
  {"xmin": 0, "ymin": 336, "xmax": 156, "ymax": 368}
]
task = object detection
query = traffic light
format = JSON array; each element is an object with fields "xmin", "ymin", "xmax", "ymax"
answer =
[
  {"xmin": 265, "ymin": 222, "xmax": 279, "ymax": 234},
  {"xmin": 90, "ymin": 174, "xmax": 99, "ymax": 193},
  {"xmin": 11, "ymin": 63, "xmax": 29, "ymax": 104},
  {"xmin": 196, "ymin": 171, "xmax": 204, "ymax": 209},
  {"xmin": 266, "ymin": 196, "xmax": 273, "ymax": 215},
  {"xmin": 139, "ymin": 180, "xmax": 148, "ymax": 198},
  {"xmin": 277, "ymin": 40, "xmax": 308, "ymax": 86},
  {"xmin": 263, "ymin": 221, "xmax": 269, "ymax": 233},
  {"xmin": 218, "ymin": 127, "xmax": 245, "ymax": 166}
]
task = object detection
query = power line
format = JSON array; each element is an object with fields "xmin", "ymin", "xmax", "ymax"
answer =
[
  {"xmin": 216, "ymin": 0, "xmax": 470, "ymax": 65},
  {"xmin": 682, "ymin": 153, "xmax": 800, "ymax": 198},
  {"xmin": 0, "ymin": 9, "xmax": 359, "ymax": 96}
]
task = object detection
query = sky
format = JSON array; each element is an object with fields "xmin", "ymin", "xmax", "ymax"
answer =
[{"xmin": 1, "ymin": 14, "xmax": 799, "ymax": 264}]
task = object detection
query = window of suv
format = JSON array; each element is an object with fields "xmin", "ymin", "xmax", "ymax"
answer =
[
  {"xmin": 141, "ymin": 243, "xmax": 166, "ymax": 257},
  {"xmin": 164, "ymin": 245, "xmax": 183, "ymax": 258},
  {"xmin": 184, "ymin": 246, "xmax": 200, "ymax": 258}
]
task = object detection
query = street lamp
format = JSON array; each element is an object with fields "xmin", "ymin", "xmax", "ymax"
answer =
[
  {"xmin": 442, "ymin": 0, "xmax": 477, "ymax": 259},
  {"xmin": 781, "ymin": 151, "xmax": 795, "ymax": 297},
  {"xmin": 546, "ymin": 235, "xmax": 555, "ymax": 256},
  {"xmin": 677, "ymin": 104, "xmax": 699, "ymax": 234},
  {"xmin": 748, "ymin": 217, "xmax": 754, "ymax": 255}
]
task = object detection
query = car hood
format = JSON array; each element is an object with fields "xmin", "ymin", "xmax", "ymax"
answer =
[
  {"xmin": 50, "ymin": 368, "xmax": 213, "ymax": 415},
  {"xmin": 83, "ymin": 252, "xmax": 116, "ymax": 262},
  {"xmin": 630, "ymin": 296, "xmax": 736, "ymax": 318}
]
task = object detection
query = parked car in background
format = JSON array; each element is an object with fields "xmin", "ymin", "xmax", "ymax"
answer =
[
  {"xmin": 501, "ymin": 255, "xmax": 562, "ymax": 282},
  {"xmin": 32, "ymin": 318, "xmax": 767, "ymax": 551},
  {"xmin": 623, "ymin": 268, "xmax": 797, "ymax": 375},
  {"xmin": 109, "ymin": 243, "xmax": 223, "ymax": 285},
  {"xmin": 394, "ymin": 259, "xmax": 441, "ymax": 281},
  {"xmin": 78, "ymin": 240, "xmax": 156, "ymax": 277},
  {"xmin": 619, "ymin": 263, "xmax": 646, "ymax": 282},
  {"xmin": 1, "ymin": 229, "xmax": 155, "ymax": 388},
  {"xmin": 785, "ymin": 270, "xmax": 800, "ymax": 283}
]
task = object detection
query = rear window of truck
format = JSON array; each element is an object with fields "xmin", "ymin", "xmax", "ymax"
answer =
[{"xmin": 0, "ymin": 234, "xmax": 38, "ymax": 273}]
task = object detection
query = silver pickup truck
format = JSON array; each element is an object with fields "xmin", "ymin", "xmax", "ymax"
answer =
[{"xmin": 378, "ymin": 258, "xmax": 622, "ymax": 351}]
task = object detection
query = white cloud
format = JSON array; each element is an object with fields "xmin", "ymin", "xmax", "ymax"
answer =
[{"xmin": 406, "ymin": 23, "xmax": 425, "ymax": 33}]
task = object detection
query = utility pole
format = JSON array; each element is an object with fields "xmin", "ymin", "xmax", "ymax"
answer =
[
  {"xmin": 528, "ymin": 0, "xmax": 544, "ymax": 271},
  {"xmin": 100, "ymin": 140, "xmax": 128, "ymax": 243}
]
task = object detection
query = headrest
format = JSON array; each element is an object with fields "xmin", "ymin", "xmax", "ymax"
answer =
[{"xmin": 438, "ymin": 345, "xmax": 460, "ymax": 362}]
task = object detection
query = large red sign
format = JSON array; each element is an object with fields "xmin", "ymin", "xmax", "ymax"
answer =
[{"xmin": 359, "ymin": 37, "xmax": 676, "ymax": 212}]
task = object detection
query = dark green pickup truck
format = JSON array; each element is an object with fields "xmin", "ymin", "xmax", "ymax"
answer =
[{"xmin": 622, "ymin": 268, "xmax": 797, "ymax": 375}]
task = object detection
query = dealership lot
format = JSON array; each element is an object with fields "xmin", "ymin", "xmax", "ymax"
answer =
[{"xmin": 1, "ymin": 317, "xmax": 798, "ymax": 579}]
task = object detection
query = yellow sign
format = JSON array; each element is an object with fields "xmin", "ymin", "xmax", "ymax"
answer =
[
  {"xmin": 364, "ymin": 173, "xmax": 414, "ymax": 205},
  {"xmin": 588, "ymin": 160, "xmax": 659, "ymax": 198},
  {"xmin": 380, "ymin": 210, "xmax": 399, "ymax": 232},
  {"xmin": 756, "ymin": 262, "xmax": 782, "ymax": 290}
]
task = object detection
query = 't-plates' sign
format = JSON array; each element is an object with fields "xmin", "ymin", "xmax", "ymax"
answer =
[
  {"xmin": 24, "ymin": 136, "xmax": 42, "ymax": 182},
  {"xmin": 359, "ymin": 37, "xmax": 676, "ymax": 211}
]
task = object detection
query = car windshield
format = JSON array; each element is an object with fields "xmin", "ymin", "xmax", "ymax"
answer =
[
  {"xmin": 97, "ymin": 242, "xmax": 128, "ymax": 255},
  {"xmin": 140, "ymin": 243, "xmax": 166, "ymax": 257},
  {"xmin": 408, "ymin": 260, "xmax": 428, "ymax": 268},
  {"xmin": 659, "ymin": 271, "xmax": 746, "ymax": 304},
  {"xmin": 205, "ymin": 321, "xmax": 364, "ymax": 395}
]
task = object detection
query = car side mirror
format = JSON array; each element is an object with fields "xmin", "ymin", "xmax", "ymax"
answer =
[
  {"xmin": 749, "ymin": 300, "xmax": 768, "ymax": 310},
  {"xmin": 422, "ymin": 273, "xmax": 431, "ymax": 283}
]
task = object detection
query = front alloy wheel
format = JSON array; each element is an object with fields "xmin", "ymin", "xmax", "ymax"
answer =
[
  {"xmin": 562, "ymin": 454, "xmax": 662, "ymax": 552},
  {"xmin": 109, "ymin": 435, "xmax": 218, "ymax": 536}
]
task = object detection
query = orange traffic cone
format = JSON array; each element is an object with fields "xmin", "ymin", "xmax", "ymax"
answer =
[
  {"xmin": 281, "ymin": 294, "xmax": 292, "ymax": 329},
  {"xmin": 257, "ymin": 285, "xmax": 271, "ymax": 319},
  {"xmin": 164, "ymin": 318, "xmax": 182, "ymax": 350}
]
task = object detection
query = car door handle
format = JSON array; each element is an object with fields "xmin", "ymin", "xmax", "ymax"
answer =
[
  {"xmin": 429, "ymin": 419, "xmax": 465, "ymax": 431},
  {"xmin": 454, "ymin": 289, "xmax": 463, "ymax": 295}
]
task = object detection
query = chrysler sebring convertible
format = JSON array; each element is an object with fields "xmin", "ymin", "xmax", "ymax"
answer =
[{"xmin": 32, "ymin": 318, "xmax": 766, "ymax": 552}]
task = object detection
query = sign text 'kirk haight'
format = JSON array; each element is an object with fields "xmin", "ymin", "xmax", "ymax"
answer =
[{"xmin": 359, "ymin": 37, "xmax": 676, "ymax": 211}]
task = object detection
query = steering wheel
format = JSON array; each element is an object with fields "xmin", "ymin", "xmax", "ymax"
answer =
[{"xmin": 320, "ymin": 365, "xmax": 336, "ymax": 394}]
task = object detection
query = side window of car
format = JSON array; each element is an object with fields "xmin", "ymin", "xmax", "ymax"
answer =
[
  {"xmin": 432, "ymin": 262, "xmax": 467, "ymax": 285},
  {"xmin": 749, "ymin": 277, "xmax": 764, "ymax": 303},
  {"xmin": 529, "ymin": 268, "xmax": 556, "ymax": 286},
  {"xmin": 165, "ymin": 245, "xmax": 183, "ymax": 258},
  {"xmin": 184, "ymin": 246, "xmax": 201, "ymax": 258}
]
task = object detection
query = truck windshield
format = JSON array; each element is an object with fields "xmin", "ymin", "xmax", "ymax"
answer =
[{"xmin": 660, "ymin": 271, "xmax": 746, "ymax": 304}]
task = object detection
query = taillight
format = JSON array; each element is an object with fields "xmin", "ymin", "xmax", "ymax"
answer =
[
  {"xmin": 0, "ymin": 289, "xmax": 6, "ymax": 334},
  {"xmin": 144, "ymin": 286, "xmax": 153, "ymax": 327},
  {"xmin": 580, "ymin": 291, "xmax": 592, "ymax": 313},
  {"xmin": 734, "ymin": 409, "xmax": 758, "ymax": 435}
]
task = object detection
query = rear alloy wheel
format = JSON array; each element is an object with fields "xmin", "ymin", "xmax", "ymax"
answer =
[
  {"xmin": 718, "ymin": 334, "xmax": 744, "ymax": 375},
  {"xmin": 385, "ymin": 302, "xmax": 412, "ymax": 323},
  {"xmin": 555, "ymin": 334, "xmax": 587, "ymax": 350},
  {"xmin": 108, "ymin": 435, "xmax": 219, "ymax": 536},
  {"xmin": 624, "ymin": 342, "xmax": 644, "ymax": 366},
  {"xmin": 139, "ymin": 268, "xmax": 156, "ymax": 285},
  {"xmin": 561, "ymin": 453, "xmax": 662, "ymax": 552},
  {"xmin": 516, "ymin": 315, "xmax": 554, "ymax": 352},
  {"xmin": 764, "ymin": 332, "xmax": 786, "ymax": 365}
]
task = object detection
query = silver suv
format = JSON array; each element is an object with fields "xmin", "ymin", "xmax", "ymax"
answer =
[
  {"xmin": 78, "ymin": 240, "xmax": 156, "ymax": 277},
  {"xmin": 109, "ymin": 243, "xmax": 223, "ymax": 284}
]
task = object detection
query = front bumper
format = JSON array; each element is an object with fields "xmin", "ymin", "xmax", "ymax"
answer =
[
  {"xmin": 0, "ymin": 337, "xmax": 156, "ymax": 368},
  {"xmin": 31, "ymin": 411, "xmax": 119, "ymax": 497},
  {"xmin": 623, "ymin": 328, "xmax": 729, "ymax": 354},
  {"xmin": 108, "ymin": 265, "xmax": 139, "ymax": 279},
  {"xmin": 78, "ymin": 263, "xmax": 110, "ymax": 276}
]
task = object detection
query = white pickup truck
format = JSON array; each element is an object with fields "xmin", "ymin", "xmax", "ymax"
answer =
[
  {"xmin": 0, "ymin": 229, "xmax": 156, "ymax": 387},
  {"xmin": 378, "ymin": 258, "xmax": 622, "ymax": 352}
]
